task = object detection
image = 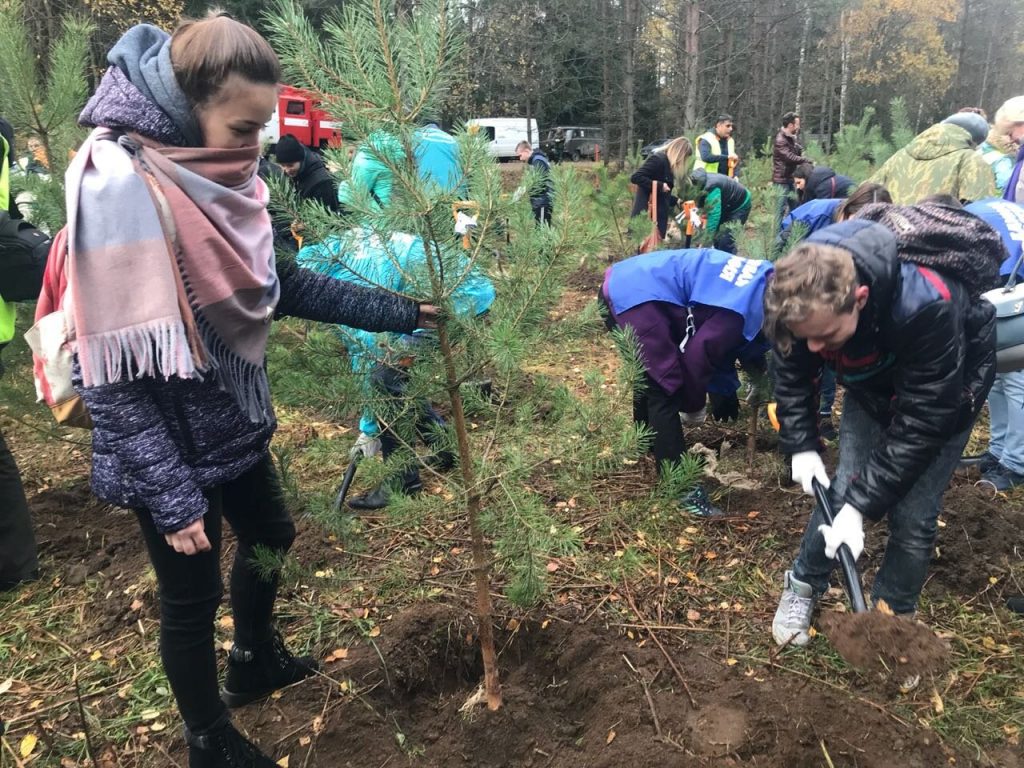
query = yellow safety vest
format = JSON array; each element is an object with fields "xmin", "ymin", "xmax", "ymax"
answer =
[
  {"xmin": 0, "ymin": 298, "xmax": 14, "ymax": 346},
  {"xmin": 0, "ymin": 135, "xmax": 10, "ymax": 214},
  {"xmin": 1, "ymin": 135, "xmax": 14, "ymax": 344},
  {"xmin": 693, "ymin": 131, "xmax": 736, "ymax": 176}
]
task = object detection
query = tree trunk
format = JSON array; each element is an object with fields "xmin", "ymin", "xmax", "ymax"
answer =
[
  {"xmin": 794, "ymin": 2, "xmax": 811, "ymax": 115},
  {"xmin": 620, "ymin": 0, "xmax": 640, "ymax": 163},
  {"xmin": 839, "ymin": 10, "xmax": 849, "ymax": 130},
  {"xmin": 600, "ymin": 0, "xmax": 613, "ymax": 164},
  {"xmin": 721, "ymin": 27, "xmax": 734, "ymax": 111},
  {"xmin": 436, "ymin": 322, "xmax": 502, "ymax": 711},
  {"xmin": 979, "ymin": 18, "xmax": 994, "ymax": 108},
  {"xmin": 683, "ymin": 0, "xmax": 700, "ymax": 132},
  {"xmin": 953, "ymin": 0, "xmax": 971, "ymax": 110}
]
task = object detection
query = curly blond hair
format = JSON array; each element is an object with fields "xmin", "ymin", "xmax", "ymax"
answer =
[{"xmin": 763, "ymin": 243, "xmax": 859, "ymax": 355}]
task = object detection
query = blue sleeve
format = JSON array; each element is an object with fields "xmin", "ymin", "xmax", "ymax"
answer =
[{"xmin": 699, "ymin": 138, "xmax": 728, "ymax": 164}]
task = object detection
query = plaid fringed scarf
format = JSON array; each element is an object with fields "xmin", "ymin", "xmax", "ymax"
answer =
[{"xmin": 65, "ymin": 127, "xmax": 280, "ymax": 422}]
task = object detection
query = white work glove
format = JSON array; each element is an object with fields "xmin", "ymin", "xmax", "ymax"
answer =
[
  {"xmin": 791, "ymin": 450, "xmax": 829, "ymax": 496},
  {"xmin": 688, "ymin": 206, "xmax": 702, "ymax": 230},
  {"xmin": 349, "ymin": 432, "xmax": 381, "ymax": 460},
  {"xmin": 454, "ymin": 211, "xmax": 478, "ymax": 235},
  {"xmin": 819, "ymin": 504, "xmax": 865, "ymax": 561},
  {"xmin": 681, "ymin": 407, "xmax": 707, "ymax": 425}
]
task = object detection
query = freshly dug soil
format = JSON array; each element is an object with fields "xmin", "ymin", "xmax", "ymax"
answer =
[
  {"xmin": 204, "ymin": 602, "xmax": 973, "ymax": 768},
  {"xmin": 818, "ymin": 610, "xmax": 950, "ymax": 678}
]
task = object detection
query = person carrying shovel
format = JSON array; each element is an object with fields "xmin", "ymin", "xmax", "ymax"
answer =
[{"xmin": 764, "ymin": 210, "xmax": 1000, "ymax": 649}]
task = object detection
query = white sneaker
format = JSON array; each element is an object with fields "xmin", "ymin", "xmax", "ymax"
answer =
[{"xmin": 772, "ymin": 571, "xmax": 817, "ymax": 647}]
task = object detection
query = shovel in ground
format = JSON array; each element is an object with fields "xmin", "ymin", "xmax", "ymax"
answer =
[
  {"xmin": 812, "ymin": 478, "xmax": 868, "ymax": 613},
  {"xmin": 331, "ymin": 455, "xmax": 360, "ymax": 514},
  {"xmin": 810, "ymin": 478, "xmax": 950, "ymax": 679}
]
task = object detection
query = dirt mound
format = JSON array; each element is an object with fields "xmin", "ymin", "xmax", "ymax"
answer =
[
  {"xmin": 818, "ymin": 610, "xmax": 950, "ymax": 678},
  {"xmin": 213, "ymin": 602, "xmax": 973, "ymax": 768}
]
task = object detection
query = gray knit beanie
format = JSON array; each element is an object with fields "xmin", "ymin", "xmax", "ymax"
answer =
[{"xmin": 941, "ymin": 112, "xmax": 989, "ymax": 146}]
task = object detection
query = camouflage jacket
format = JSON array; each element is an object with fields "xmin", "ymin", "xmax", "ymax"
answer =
[{"xmin": 869, "ymin": 123, "xmax": 997, "ymax": 205}]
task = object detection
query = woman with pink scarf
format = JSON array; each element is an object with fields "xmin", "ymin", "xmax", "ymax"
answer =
[{"xmin": 69, "ymin": 16, "xmax": 433, "ymax": 767}]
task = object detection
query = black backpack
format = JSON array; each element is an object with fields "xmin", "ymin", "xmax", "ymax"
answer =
[
  {"xmin": 855, "ymin": 202, "xmax": 1005, "ymax": 297},
  {"xmin": 0, "ymin": 210, "xmax": 50, "ymax": 302}
]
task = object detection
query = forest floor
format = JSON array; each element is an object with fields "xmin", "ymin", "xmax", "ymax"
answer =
[{"xmin": 1, "ymin": 267, "xmax": 1023, "ymax": 768}]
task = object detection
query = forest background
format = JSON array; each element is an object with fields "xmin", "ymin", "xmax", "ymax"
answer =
[{"xmin": 19, "ymin": 0, "xmax": 1024, "ymax": 162}]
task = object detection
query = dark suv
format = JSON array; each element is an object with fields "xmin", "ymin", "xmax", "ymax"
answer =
[{"xmin": 541, "ymin": 126, "xmax": 604, "ymax": 161}]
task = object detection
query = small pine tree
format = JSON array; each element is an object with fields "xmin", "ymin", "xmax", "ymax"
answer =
[
  {"xmin": 0, "ymin": 0, "xmax": 93, "ymax": 232},
  {"xmin": 266, "ymin": 0, "xmax": 642, "ymax": 711}
]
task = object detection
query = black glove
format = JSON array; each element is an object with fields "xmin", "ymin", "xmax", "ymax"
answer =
[{"xmin": 709, "ymin": 391, "xmax": 740, "ymax": 423}]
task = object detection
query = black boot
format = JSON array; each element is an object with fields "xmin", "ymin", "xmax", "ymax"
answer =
[
  {"xmin": 186, "ymin": 714, "xmax": 277, "ymax": 767},
  {"xmin": 347, "ymin": 475, "xmax": 423, "ymax": 511},
  {"xmin": 221, "ymin": 630, "xmax": 319, "ymax": 708}
]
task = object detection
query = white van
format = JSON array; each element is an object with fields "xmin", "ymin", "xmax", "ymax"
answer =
[{"xmin": 466, "ymin": 117, "xmax": 540, "ymax": 161}]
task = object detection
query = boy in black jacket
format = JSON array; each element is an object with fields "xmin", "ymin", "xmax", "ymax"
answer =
[{"xmin": 764, "ymin": 216, "xmax": 998, "ymax": 647}]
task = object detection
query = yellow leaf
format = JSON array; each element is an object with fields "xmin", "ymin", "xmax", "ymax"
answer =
[
  {"xmin": 606, "ymin": 729, "xmax": 616, "ymax": 744},
  {"xmin": 541, "ymin": 619, "xmax": 550, "ymax": 629},
  {"xmin": 20, "ymin": 734, "xmax": 38, "ymax": 758},
  {"xmin": 277, "ymin": 756, "xmax": 290, "ymax": 767},
  {"xmin": 506, "ymin": 618, "xmax": 520, "ymax": 631},
  {"xmin": 982, "ymin": 636, "xmax": 997, "ymax": 650},
  {"xmin": 90, "ymin": 650, "xmax": 102, "ymax": 661},
  {"xmin": 339, "ymin": 681, "xmax": 349, "ymax": 692},
  {"xmin": 989, "ymin": 576, "xmax": 999, "ymax": 585},
  {"xmin": 931, "ymin": 688, "xmax": 944, "ymax": 715},
  {"xmin": 150, "ymin": 722, "xmax": 167, "ymax": 732},
  {"xmin": 725, "ymin": 658, "xmax": 738, "ymax": 666},
  {"xmin": 368, "ymin": 626, "xmax": 381, "ymax": 638},
  {"xmin": 140, "ymin": 709, "xmax": 160, "ymax": 721},
  {"xmin": 324, "ymin": 648, "xmax": 349, "ymax": 663}
]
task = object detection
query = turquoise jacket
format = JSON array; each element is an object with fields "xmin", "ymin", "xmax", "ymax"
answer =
[
  {"xmin": 297, "ymin": 228, "xmax": 494, "ymax": 434},
  {"xmin": 337, "ymin": 126, "xmax": 463, "ymax": 212}
]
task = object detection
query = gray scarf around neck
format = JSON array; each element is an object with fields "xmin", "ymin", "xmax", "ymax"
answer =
[{"xmin": 106, "ymin": 24, "xmax": 202, "ymax": 148}]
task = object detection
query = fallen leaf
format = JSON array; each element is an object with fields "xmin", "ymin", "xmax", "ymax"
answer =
[
  {"xmin": 130, "ymin": 599, "xmax": 144, "ymax": 611},
  {"xmin": 541, "ymin": 619, "xmax": 550, "ymax": 629},
  {"xmin": 931, "ymin": 688, "xmax": 944, "ymax": 715},
  {"xmin": 90, "ymin": 650, "xmax": 102, "ymax": 661},
  {"xmin": 686, "ymin": 610, "xmax": 701, "ymax": 621},
  {"xmin": 746, "ymin": 510, "xmax": 761, "ymax": 519},
  {"xmin": 0, "ymin": 678, "xmax": 12, "ymax": 695},
  {"xmin": 277, "ymin": 756, "xmax": 290, "ymax": 767},
  {"xmin": 982, "ymin": 636, "xmax": 997, "ymax": 650},
  {"xmin": 324, "ymin": 648, "xmax": 349, "ymax": 663},
  {"xmin": 20, "ymin": 734, "xmax": 38, "ymax": 758},
  {"xmin": 150, "ymin": 722, "xmax": 167, "ymax": 732},
  {"xmin": 506, "ymin": 618, "xmax": 520, "ymax": 631},
  {"xmin": 725, "ymin": 658, "xmax": 738, "ymax": 666},
  {"xmin": 703, "ymin": 551, "xmax": 718, "ymax": 560},
  {"xmin": 299, "ymin": 736, "xmax": 311, "ymax": 747},
  {"xmin": 606, "ymin": 729, "xmax": 616, "ymax": 744},
  {"xmin": 313, "ymin": 716, "xmax": 324, "ymax": 734},
  {"xmin": 368, "ymin": 626, "xmax": 381, "ymax": 638},
  {"xmin": 218, "ymin": 616, "xmax": 235, "ymax": 630},
  {"xmin": 546, "ymin": 561, "xmax": 560, "ymax": 573},
  {"xmin": 140, "ymin": 709, "xmax": 160, "ymax": 721}
]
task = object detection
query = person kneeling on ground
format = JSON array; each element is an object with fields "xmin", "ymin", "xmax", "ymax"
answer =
[
  {"xmin": 297, "ymin": 227, "xmax": 495, "ymax": 510},
  {"xmin": 599, "ymin": 248, "xmax": 772, "ymax": 517},
  {"xmin": 687, "ymin": 168, "xmax": 751, "ymax": 254},
  {"xmin": 765, "ymin": 211, "xmax": 1000, "ymax": 647}
]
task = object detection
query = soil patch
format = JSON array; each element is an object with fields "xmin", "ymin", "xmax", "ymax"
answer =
[
  {"xmin": 927, "ymin": 481, "xmax": 1024, "ymax": 595},
  {"xmin": 209, "ymin": 602, "xmax": 974, "ymax": 768},
  {"xmin": 818, "ymin": 610, "xmax": 950, "ymax": 678}
]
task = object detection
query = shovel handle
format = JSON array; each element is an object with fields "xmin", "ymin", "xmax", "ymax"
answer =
[
  {"xmin": 332, "ymin": 456, "xmax": 360, "ymax": 513},
  {"xmin": 811, "ymin": 478, "xmax": 869, "ymax": 613}
]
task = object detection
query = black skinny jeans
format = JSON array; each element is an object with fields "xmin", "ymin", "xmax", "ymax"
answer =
[
  {"xmin": 372, "ymin": 363, "xmax": 447, "ymax": 487},
  {"xmin": 134, "ymin": 454, "xmax": 295, "ymax": 732}
]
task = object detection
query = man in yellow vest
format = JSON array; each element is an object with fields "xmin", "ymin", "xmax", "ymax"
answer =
[
  {"xmin": 694, "ymin": 114, "xmax": 739, "ymax": 177},
  {"xmin": 0, "ymin": 116, "xmax": 39, "ymax": 592}
]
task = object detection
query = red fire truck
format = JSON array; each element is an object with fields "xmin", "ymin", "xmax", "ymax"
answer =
[{"xmin": 260, "ymin": 85, "xmax": 343, "ymax": 151}]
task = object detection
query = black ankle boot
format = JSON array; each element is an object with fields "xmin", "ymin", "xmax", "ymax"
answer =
[
  {"xmin": 221, "ymin": 630, "xmax": 319, "ymax": 708},
  {"xmin": 186, "ymin": 714, "xmax": 277, "ymax": 767}
]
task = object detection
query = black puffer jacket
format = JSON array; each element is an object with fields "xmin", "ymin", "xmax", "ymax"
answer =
[
  {"xmin": 294, "ymin": 151, "xmax": 341, "ymax": 213},
  {"xmin": 801, "ymin": 166, "xmax": 855, "ymax": 203},
  {"xmin": 774, "ymin": 220, "xmax": 996, "ymax": 521}
]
